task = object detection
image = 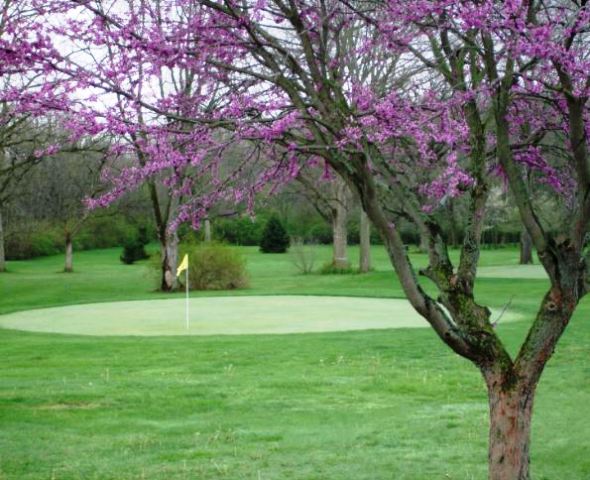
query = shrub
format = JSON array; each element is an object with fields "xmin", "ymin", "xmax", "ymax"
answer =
[
  {"xmin": 319, "ymin": 262, "xmax": 357, "ymax": 275},
  {"xmin": 260, "ymin": 216, "xmax": 290, "ymax": 253},
  {"xmin": 120, "ymin": 227, "xmax": 150, "ymax": 264},
  {"xmin": 213, "ymin": 217, "xmax": 265, "ymax": 245},
  {"xmin": 5, "ymin": 223, "xmax": 62, "ymax": 260},
  {"xmin": 289, "ymin": 239, "xmax": 317, "ymax": 274},
  {"xmin": 307, "ymin": 223, "xmax": 332, "ymax": 244},
  {"xmin": 183, "ymin": 243, "xmax": 248, "ymax": 290},
  {"xmin": 78, "ymin": 216, "xmax": 144, "ymax": 250}
]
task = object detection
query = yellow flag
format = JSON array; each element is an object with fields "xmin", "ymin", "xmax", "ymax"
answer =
[{"xmin": 176, "ymin": 254, "xmax": 189, "ymax": 277}]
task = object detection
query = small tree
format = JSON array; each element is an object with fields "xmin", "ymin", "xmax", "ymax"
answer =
[{"xmin": 260, "ymin": 216, "xmax": 290, "ymax": 253}]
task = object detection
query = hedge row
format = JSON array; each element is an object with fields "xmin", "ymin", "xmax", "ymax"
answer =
[{"xmin": 5, "ymin": 216, "xmax": 154, "ymax": 260}]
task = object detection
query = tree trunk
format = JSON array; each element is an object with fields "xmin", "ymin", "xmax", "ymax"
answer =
[
  {"xmin": 0, "ymin": 208, "xmax": 5, "ymax": 273},
  {"xmin": 359, "ymin": 209, "xmax": 371, "ymax": 273},
  {"xmin": 204, "ymin": 218, "xmax": 212, "ymax": 242},
  {"xmin": 331, "ymin": 182, "xmax": 349, "ymax": 269},
  {"xmin": 519, "ymin": 228, "xmax": 533, "ymax": 265},
  {"xmin": 486, "ymin": 375, "xmax": 535, "ymax": 480},
  {"xmin": 160, "ymin": 233, "xmax": 179, "ymax": 291},
  {"xmin": 64, "ymin": 232, "xmax": 73, "ymax": 273}
]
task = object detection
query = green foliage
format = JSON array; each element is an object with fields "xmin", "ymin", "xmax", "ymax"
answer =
[
  {"xmin": 77, "ymin": 216, "xmax": 145, "ymax": 250},
  {"xmin": 260, "ymin": 215, "xmax": 290, "ymax": 253},
  {"xmin": 5, "ymin": 216, "xmax": 153, "ymax": 261},
  {"xmin": 308, "ymin": 222, "xmax": 333, "ymax": 244},
  {"xmin": 5, "ymin": 223, "xmax": 63, "ymax": 260},
  {"xmin": 119, "ymin": 227, "xmax": 150, "ymax": 265},
  {"xmin": 214, "ymin": 217, "xmax": 265, "ymax": 245},
  {"xmin": 183, "ymin": 243, "xmax": 248, "ymax": 290}
]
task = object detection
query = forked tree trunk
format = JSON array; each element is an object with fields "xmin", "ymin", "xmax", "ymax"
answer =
[
  {"xmin": 0, "ymin": 208, "xmax": 5, "ymax": 273},
  {"xmin": 359, "ymin": 209, "xmax": 371, "ymax": 273},
  {"xmin": 204, "ymin": 218, "xmax": 212, "ymax": 242},
  {"xmin": 64, "ymin": 232, "xmax": 73, "ymax": 273},
  {"xmin": 519, "ymin": 228, "xmax": 533, "ymax": 265},
  {"xmin": 331, "ymin": 179, "xmax": 349, "ymax": 269},
  {"xmin": 160, "ymin": 234, "xmax": 179, "ymax": 291},
  {"xmin": 485, "ymin": 374, "xmax": 535, "ymax": 480}
]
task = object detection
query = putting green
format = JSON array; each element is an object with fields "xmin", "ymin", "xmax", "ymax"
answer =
[{"xmin": 0, "ymin": 295, "xmax": 522, "ymax": 336}]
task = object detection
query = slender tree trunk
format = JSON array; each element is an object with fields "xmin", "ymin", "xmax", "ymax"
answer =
[
  {"xmin": 331, "ymin": 182, "xmax": 349, "ymax": 269},
  {"xmin": 0, "ymin": 208, "xmax": 5, "ymax": 273},
  {"xmin": 485, "ymin": 374, "xmax": 535, "ymax": 480},
  {"xmin": 64, "ymin": 231, "xmax": 73, "ymax": 273},
  {"xmin": 519, "ymin": 228, "xmax": 533, "ymax": 265},
  {"xmin": 359, "ymin": 209, "xmax": 371, "ymax": 273},
  {"xmin": 204, "ymin": 218, "xmax": 212, "ymax": 242},
  {"xmin": 160, "ymin": 233, "xmax": 179, "ymax": 291}
]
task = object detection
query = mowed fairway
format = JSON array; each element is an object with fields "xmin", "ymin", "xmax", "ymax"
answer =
[{"xmin": 0, "ymin": 245, "xmax": 589, "ymax": 479}]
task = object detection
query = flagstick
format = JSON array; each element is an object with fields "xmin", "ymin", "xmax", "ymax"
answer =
[{"xmin": 185, "ymin": 263, "xmax": 189, "ymax": 331}]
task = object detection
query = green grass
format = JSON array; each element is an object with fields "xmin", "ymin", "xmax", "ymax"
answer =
[{"xmin": 0, "ymin": 245, "xmax": 589, "ymax": 479}]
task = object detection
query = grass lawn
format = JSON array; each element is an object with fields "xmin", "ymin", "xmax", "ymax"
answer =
[{"xmin": 0, "ymin": 245, "xmax": 589, "ymax": 479}]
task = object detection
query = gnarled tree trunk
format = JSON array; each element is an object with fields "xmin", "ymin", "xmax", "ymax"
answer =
[
  {"xmin": 359, "ymin": 209, "xmax": 371, "ymax": 273},
  {"xmin": 0, "ymin": 208, "xmax": 5, "ymax": 273},
  {"xmin": 519, "ymin": 228, "xmax": 533, "ymax": 265},
  {"xmin": 160, "ymin": 233, "xmax": 179, "ymax": 291},
  {"xmin": 64, "ymin": 231, "xmax": 73, "ymax": 273}
]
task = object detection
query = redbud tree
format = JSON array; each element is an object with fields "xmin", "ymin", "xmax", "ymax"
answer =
[{"xmin": 9, "ymin": 0, "xmax": 590, "ymax": 479}]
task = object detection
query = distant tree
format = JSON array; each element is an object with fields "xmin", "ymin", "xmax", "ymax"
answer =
[
  {"xmin": 295, "ymin": 171, "xmax": 351, "ymax": 268},
  {"xmin": 260, "ymin": 216, "xmax": 290, "ymax": 253},
  {"xmin": 19, "ymin": 141, "xmax": 106, "ymax": 272}
]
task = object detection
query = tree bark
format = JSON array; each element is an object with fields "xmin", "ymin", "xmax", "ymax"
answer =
[
  {"xmin": 485, "ymin": 374, "xmax": 534, "ymax": 480},
  {"xmin": 160, "ymin": 233, "xmax": 179, "ymax": 291},
  {"xmin": 359, "ymin": 208, "xmax": 371, "ymax": 272},
  {"xmin": 519, "ymin": 228, "xmax": 533, "ymax": 265},
  {"xmin": 331, "ymin": 182, "xmax": 349, "ymax": 269},
  {"xmin": 64, "ymin": 231, "xmax": 73, "ymax": 273},
  {"xmin": 204, "ymin": 218, "xmax": 212, "ymax": 242},
  {"xmin": 0, "ymin": 208, "xmax": 5, "ymax": 273}
]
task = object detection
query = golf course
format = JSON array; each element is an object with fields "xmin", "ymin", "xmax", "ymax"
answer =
[{"xmin": 0, "ymin": 245, "xmax": 588, "ymax": 479}]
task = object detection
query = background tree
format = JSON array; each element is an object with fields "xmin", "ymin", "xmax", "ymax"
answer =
[
  {"xmin": 295, "ymin": 169, "xmax": 351, "ymax": 269},
  {"xmin": 20, "ymin": 141, "xmax": 106, "ymax": 272},
  {"xmin": 260, "ymin": 215, "xmax": 290, "ymax": 254}
]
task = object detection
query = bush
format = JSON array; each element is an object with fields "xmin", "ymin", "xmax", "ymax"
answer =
[
  {"xmin": 307, "ymin": 223, "xmax": 332, "ymax": 244},
  {"xmin": 319, "ymin": 262, "xmax": 358, "ymax": 275},
  {"xmin": 289, "ymin": 239, "xmax": 317, "ymax": 274},
  {"xmin": 78, "ymin": 216, "xmax": 144, "ymax": 250},
  {"xmin": 120, "ymin": 227, "xmax": 150, "ymax": 264},
  {"xmin": 213, "ymin": 217, "xmax": 265, "ymax": 245},
  {"xmin": 183, "ymin": 243, "xmax": 248, "ymax": 290},
  {"xmin": 260, "ymin": 216, "xmax": 290, "ymax": 253},
  {"xmin": 5, "ymin": 223, "xmax": 62, "ymax": 260}
]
